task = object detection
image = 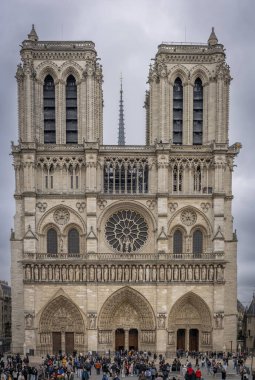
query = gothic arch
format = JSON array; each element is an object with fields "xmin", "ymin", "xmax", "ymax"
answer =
[
  {"xmin": 98, "ymin": 286, "xmax": 156, "ymax": 330},
  {"xmin": 168, "ymin": 291, "xmax": 212, "ymax": 329},
  {"xmin": 190, "ymin": 65, "xmax": 210, "ymax": 85},
  {"xmin": 60, "ymin": 61, "xmax": 83, "ymax": 82},
  {"xmin": 168, "ymin": 65, "xmax": 189, "ymax": 85},
  {"xmin": 168, "ymin": 205, "xmax": 213, "ymax": 235},
  {"xmin": 39, "ymin": 294, "xmax": 85, "ymax": 333},
  {"xmin": 36, "ymin": 61, "xmax": 60, "ymax": 83}
]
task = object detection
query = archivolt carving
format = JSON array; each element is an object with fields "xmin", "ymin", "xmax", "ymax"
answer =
[
  {"xmin": 189, "ymin": 64, "xmax": 211, "ymax": 85},
  {"xmin": 167, "ymin": 64, "xmax": 190, "ymax": 84},
  {"xmin": 39, "ymin": 295, "xmax": 84, "ymax": 333},
  {"xmin": 98, "ymin": 287, "xmax": 156, "ymax": 330},
  {"xmin": 168, "ymin": 292, "xmax": 212, "ymax": 329},
  {"xmin": 36, "ymin": 61, "xmax": 60, "ymax": 82},
  {"xmin": 59, "ymin": 61, "xmax": 83, "ymax": 82},
  {"xmin": 168, "ymin": 205, "xmax": 212, "ymax": 235}
]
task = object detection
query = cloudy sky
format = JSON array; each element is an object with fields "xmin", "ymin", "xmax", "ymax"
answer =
[{"xmin": 0, "ymin": 0, "xmax": 254, "ymax": 307}]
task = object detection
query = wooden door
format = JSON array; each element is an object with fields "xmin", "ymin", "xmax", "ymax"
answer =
[
  {"xmin": 65, "ymin": 332, "xmax": 74, "ymax": 354},
  {"xmin": 115, "ymin": 329, "xmax": 125, "ymax": 351},
  {"xmin": 52, "ymin": 332, "xmax": 61, "ymax": 354},
  {"xmin": 129, "ymin": 329, "xmax": 138, "ymax": 350},
  {"xmin": 189, "ymin": 329, "xmax": 199, "ymax": 351},
  {"xmin": 177, "ymin": 329, "xmax": 185, "ymax": 350}
]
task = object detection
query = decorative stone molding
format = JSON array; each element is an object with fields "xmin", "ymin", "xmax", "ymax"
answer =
[
  {"xmin": 97, "ymin": 199, "xmax": 107, "ymax": 210},
  {"xmin": 181, "ymin": 209, "xmax": 197, "ymax": 226},
  {"xmin": 141, "ymin": 330, "xmax": 155, "ymax": 344},
  {"xmin": 200, "ymin": 202, "xmax": 210, "ymax": 212},
  {"xmin": 98, "ymin": 330, "xmax": 112, "ymax": 344},
  {"xmin": 25, "ymin": 313, "xmax": 34, "ymax": 329},
  {"xmin": 36, "ymin": 202, "xmax": 47, "ymax": 212},
  {"xmin": 168, "ymin": 202, "xmax": 178, "ymax": 213},
  {"xmin": 168, "ymin": 331, "xmax": 175, "ymax": 345},
  {"xmin": 214, "ymin": 312, "xmax": 224, "ymax": 329},
  {"xmin": 146, "ymin": 200, "xmax": 156, "ymax": 210},
  {"xmin": 76, "ymin": 202, "xmax": 86, "ymax": 213},
  {"xmin": 53, "ymin": 208, "xmax": 70, "ymax": 225}
]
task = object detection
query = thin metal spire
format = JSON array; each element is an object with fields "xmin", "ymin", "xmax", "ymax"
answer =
[{"xmin": 118, "ymin": 74, "xmax": 126, "ymax": 145}]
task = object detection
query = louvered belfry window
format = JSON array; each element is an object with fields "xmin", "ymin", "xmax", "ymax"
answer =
[
  {"xmin": 173, "ymin": 230, "xmax": 183, "ymax": 255},
  {"xmin": 43, "ymin": 75, "xmax": 56, "ymax": 143},
  {"xmin": 173, "ymin": 77, "xmax": 183, "ymax": 144},
  {"xmin": 68, "ymin": 228, "xmax": 80, "ymax": 254},
  {"xmin": 193, "ymin": 78, "xmax": 203, "ymax": 145},
  {"xmin": 193, "ymin": 229, "xmax": 203, "ymax": 256},
  {"xmin": 47, "ymin": 228, "xmax": 58, "ymax": 254},
  {"xmin": 66, "ymin": 75, "xmax": 78, "ymax": 143}
]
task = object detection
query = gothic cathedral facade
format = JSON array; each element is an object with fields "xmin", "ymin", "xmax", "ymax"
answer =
[{"xmin": 11, "ymin": 26, "xmax": 241, "ymax": 355}]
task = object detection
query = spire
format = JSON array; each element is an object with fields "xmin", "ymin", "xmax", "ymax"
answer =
[
  {"xmin": 118, "ymin": 74, "xmax": 126, "ymax": 145},
  {"xmin": 208, "ymin": 27, "xmax": 218, "ymax": 46},
  {"xmin": 28, "ymin": 24, "xmax": 38, "ymax": 42}
]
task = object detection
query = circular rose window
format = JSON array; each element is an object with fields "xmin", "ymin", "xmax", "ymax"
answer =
[{"xmin": 105, "ymin": 210, "xmax": 148, "ymax": 253}]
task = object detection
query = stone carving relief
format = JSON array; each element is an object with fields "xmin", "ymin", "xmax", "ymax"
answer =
[
  {"xmin": 24, "ymin": 263, "xmax": 225, "ymax": 284},
  {"xmin": 25, "ymin": 313, "xmax": 34, "ymax": 329},
  {"xmin": 168, "ymin": 202, "xmax": 178, "ymax": 213},
  {"xmin": 36, "ymin": 202, "xmax": 47, "ymax": 212},
  {"xmin": 168, "ymin": 331, "xmax": 175, "ymax": 345},
  {"xmin": 98, "ymin": 330, "xmax": 112, "ymax": 344},
  {"xmin": 180, "ymin": 209, "xmax": 197, "ymax": 226},
  {"xmin": 97, "ymin": 199, "xmax": 107, "ymax": 210},
  {"xmin": 202, "ymin": 331, "xmax": 211, "ymax": 345},
  {"xmin": 76, "ymin": 202, "xmax": 86, "ymax": 212},
  {"xmin": 53, "ymin": 208, "xmax": 70, "ymax": 225},
  {"xmin": 114, "ymin": 304, "xmax": 139, "ymax": 327},
  {"xmin": 141, "ymin": 330, "xmax": 155, "ymax": 343},
  {"xmin": 200, "ymin": 202, "xmax": 210, "ymax": 212},
  {"xmin": 88, "ymin": 313, "xmax": 97, "ymax": 329},
  {"xmin": 214, "ymin": 313, "xmax": 224, "ymax": 329},
  {"xmin": 157, "ymin": 314, "xmax": 166, "ymax": 329},
  {"xmin": 146, "ymin": 200, "xmax": 156, "ymax": 210}
]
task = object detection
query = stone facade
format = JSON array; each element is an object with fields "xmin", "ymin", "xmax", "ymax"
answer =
[
  {"xmin": 11, "ymin": 26, "xmax": 241, "ymax": 355},
  {"xmin": 0, "ymin": 281, "xmax": 11, "ymax": 353}
]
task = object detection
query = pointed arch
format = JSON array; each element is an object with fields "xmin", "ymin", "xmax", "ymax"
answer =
[
  {"xmin": 39, "ymin": 294, "xmax": 85, "ymax": 333},
  {"xmin": 66, "ymin": 74, "xmax": 78, "ymax": 143},
  {"xmin": 168, "ymin": 291, "xmax": 212, "ymax": 328},
  {"xmin": 173, "ymin": 77, "xmax": 183, "ymax": 144},
  {"xmin": 98, "ymin": 286, "xmax": 156, "ymax": 330},
  {"xmin": 43, "ymin": 74, "xmax": 56, "ymax": 143}
]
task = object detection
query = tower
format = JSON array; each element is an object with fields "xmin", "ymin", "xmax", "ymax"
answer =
[{"xmin": 11, "ymin": 26, "xmax": 241, "ymax": 355}]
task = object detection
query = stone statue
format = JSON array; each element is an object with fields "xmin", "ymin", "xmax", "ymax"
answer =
[
  {"xmin": 75, "ymin": 265, "xmax": 80, "ymax": 281},
  {"xmin": 34, "ymin": 266, "xmax": 39, "ymax": 280},
  {"xmin": 187, "ymin": 266, "xmax": 193, "ymax": 281},
  {"xmin": 194, "ymin": 266, "xmax": 200, "ymax": 281},
  {"xmin": 145, "ymin": 265, "xmax": 150, "ymax": 282},
  {"xmin": 138, "ymin": 266, "xmax": 144, "ymax": 281},
  {"xmin": 166, "ymin": 265, "xmax": 172, "ymax": 281},
  {"xmin": 124, "ymin": 266, "xmax": 130, "ymax": 281},
  {"xmin": 217, "ymin": 265, "xmax": 224, "ymax": 281},
  {"xmin": 62, "ymin": 266, "xmax": 67, "ymax": 281},
  {"xmin": 168, "ymin": 332, "xmax": 174, "ymax": 345},
  {"xmin": 103, "ymin": 266, "xmax": 108, "ymax": 281},
  {"xmin": 90, "ymin": 266, "xmax": 95, "ymax": 281},
  {"xmin": 55, "ymin": 266, "xmax": 60, "ymax": 281},
  {"xmin": 25, "ymin": 314, "xmax": 33, "ymax": 328},
  {"xmin": 201, "ymin": 265, "xmax": 207, "ymax": 281},
  {"xmin": 48, "ymin": 265, "xmax": 53, "ymax": 280},
  {"xmin": 180, "ymin": 266, "xmax": 186, "ymax": 281},
  {"xmin": 69, "ymin": 266, "xmax": 74, "ymax": 281},
  {"xmin": 209, "ymin": 265, "xmax": 214, "ymax": 281},
  {"xmin": 152, "ymin": 265, "xmax": 157, "ymax": 281},
  {"xmin": 159, "ymin": 266, "xmax": 165, "ymax": 281},
  {"xmin": 41, "ymin": 265, "xmax": 47, "ymax": 281},
  {"xmin": 131, "ymin": 266, "xmax": 137, "ymax": 282},
  {"xmin": 82, "ymin": 266, "xmax": 87, "ymax": 281},
  {"xmin": 117, "ymin": 266, "xmax": 123, "ymax": 281},
  {"xmin": 173, "ymin": 266, "xmax": 178, "ymax": 281},
  {"xmin": 111, "ymin": 265, "xmax": 116, "ymax": 281},
  {"xmin": 97, "ymin": 266, "xmax": 102, "ymax": 281},
  {"xmin": 25, "ymin": 265, "xmax": 31, "ymax": 280}
]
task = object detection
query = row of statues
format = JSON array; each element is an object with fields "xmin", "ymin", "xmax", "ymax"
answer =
[{"xmin": 24, "ymin": 263, "xmax": 224, "ymax": 282}]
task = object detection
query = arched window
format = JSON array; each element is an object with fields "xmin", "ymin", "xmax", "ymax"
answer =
[
  {"xmin": 173, "ymin": 165, "xmax": 183, "ymax": 192},
  {"xmin": 173, "ymin": 230, "xmax": 183, "ymax": 255},
  {"xmin": 43, "ymin": 75, "xmax": 56, "ymax": 143},
  {"xmin": 47, "ymin": 228, "xmax": 58, "ymax": 254},
  {"xmin": 194, "ymin": 165, "xmax": 202, "ymax": 192},
  {"xmin": 66, "ymin": 75, "xmax": 78, "ymax": 143},
  {"xmin": 193, "ymin": 229, "xmax": 203, "ymax": 257},
  {"xmin": 173, "ymin": 77, "xmax": 183, "ymax": 145},
  {"xmin": 68, "ymin": 228, "xmax": 80, "ymax": 254},
  {"xmin": 193, "ymin": 78, "xmax": 203, "ymax": 145}
]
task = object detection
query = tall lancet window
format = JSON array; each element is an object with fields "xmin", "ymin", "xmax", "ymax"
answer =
[
  {"xmin": 43, "ymin": 75, "xmax": 56, "ymax": 143},
  {"xmin": 173, "ymin": 77, "xmax": 183, "ymax": 144},
  {"xmin": 66, "ymin": 75, "xmax": 78, "ymax": 144},
  {"xmin": 193, "ymin": 78, "xmax": 203, "ymax": 145}
]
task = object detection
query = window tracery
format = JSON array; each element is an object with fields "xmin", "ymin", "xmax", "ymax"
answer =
[
  {"xmin": 173, "ymin": 230, "xmax": 183, "ymax": 255},
  {"xmin": 104, "ymin": 158, "xmax": 148, "ymax": 194},
  {"xmin": 66, "ymin": 75, "xmax": 78, "ymax": 144},
  {"xmin": 173, "ymin": 165, "xmax": 183, "ymax": 192},
  {"xmin": 68, "ymin": 228, "xmax": 80, "ymax": 254},
  {"xmin": 105, "ymin": 210, "xmax": 148, "ymax": 253},
  {"xmin": 43, "ymin": 75, "xmax": 56, "ymax": 144},
  {"xmin": 193, "ymin": 78, "xmax": 203, "ymax": 145},
  {"xmin": 193, "ymin": 229, "xmax": 203, "ymax": 257},
  {"xmin": 47, "ymin": 228, "xmax": 58, "ymax": 254},
  {"xmin": 173, "ymin": 77, "xmax": 183, "ymax": 145}
]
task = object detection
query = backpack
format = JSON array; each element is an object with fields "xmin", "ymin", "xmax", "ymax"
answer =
[{"xmin": 145, "ymin": 370, "xmax": 152, "ymax": 377}]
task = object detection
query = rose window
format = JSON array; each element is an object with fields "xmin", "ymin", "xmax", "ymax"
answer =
[{"xmin": 105, "ymin": 210, "xmax": 148, "ymax": 253}]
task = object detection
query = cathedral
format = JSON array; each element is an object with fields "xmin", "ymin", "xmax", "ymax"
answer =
[{"xmin": 11, "ymin": 25, "xmax": 241, "ymax": 355}]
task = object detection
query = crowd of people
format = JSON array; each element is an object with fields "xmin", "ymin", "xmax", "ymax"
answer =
[{"xmin": 0, "ymin": 351, "xmax": 254, "ymax": 380}]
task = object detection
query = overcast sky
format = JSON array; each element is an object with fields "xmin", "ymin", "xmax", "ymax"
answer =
[{"xmin": 0, "ymin": 0, "xmax": 254, "ymax": 307}]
